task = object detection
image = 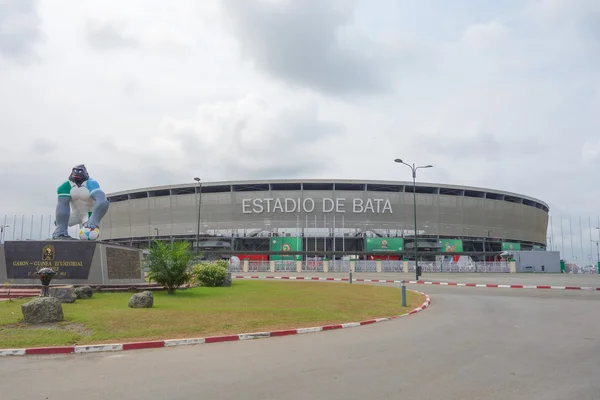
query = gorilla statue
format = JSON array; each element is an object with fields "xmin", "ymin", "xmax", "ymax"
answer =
[{"xmin": 52, "ymin": 164, "xmax": 109, "ymax": 240}]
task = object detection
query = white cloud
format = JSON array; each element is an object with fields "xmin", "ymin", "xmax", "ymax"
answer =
[{"xmin": 0, "ymin": 0, "xmax": 599, "ymax": 260}]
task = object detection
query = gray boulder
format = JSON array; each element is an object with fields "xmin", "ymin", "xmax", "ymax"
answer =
[
  {"xmin": 219, "ymin": 272, "xmax": 232, "ymax": 287},
  {"xmin": 75, "ymin": 286, "xmax": 94, "ymax": 299},
  {"xmin": 21, "ymin": 297, "xmax": 64, "ymax": 324},
  {"xmin": 128, "ymin": 291, "xmax": 153, "ymax": 308},
  {"xmin": 48, "ymin": 285, "xmax": 77, "ymax": 303}
]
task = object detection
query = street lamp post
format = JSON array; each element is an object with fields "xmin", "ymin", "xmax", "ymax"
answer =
[
  {"xmin": 592, "ymin": 240, "xmax": 600, "ymax": 264},
  {"xmin": 594, "ymin": 227, "xmax": 600, "ymax": 265},
  {"xmin": 394, "ymin": 159, "xmax": 433, "ymax": 280},
  {"xmin": 194, "ymin": 177, "xmax": 202, "ymax": 255}
]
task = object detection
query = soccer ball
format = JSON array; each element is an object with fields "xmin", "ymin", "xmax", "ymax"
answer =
[{"xmin": 79, "ymin": 226, "xmax": 100, "ymax": 241}]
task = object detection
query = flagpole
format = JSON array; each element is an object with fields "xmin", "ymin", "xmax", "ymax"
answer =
[
  {"xmin": 589, "ymin": 216, "xmax": 593, "ymax": 261},
  {"xmin": 549, "ymin": 215, "xmax": 554, "ymax": 250},
  {"xmin": 560, "ymin": 216, "xmax": 565, "ymax": 257},
  {"xmin": 569, "ymin": 216, "xmax": 574, "ymax": 261},
  {"xmin": 579, "ymin": 216, "xmax": 584, "ymax": 262}
]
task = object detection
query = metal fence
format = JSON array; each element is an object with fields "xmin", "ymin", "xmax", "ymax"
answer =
[
  {"xmin": 273, "ymin": 260, "xmax": 297, "ymax": 272},
  {"xmin": 230, "ymin": 260, "xmax": 512, "ymax": 273},
  {"xmin": 564, "ymin": 265, "xmax": 598, "ymax": 274},
  {"xmin": 248, "ymin": 261, "xmax": 270, "ymax": 272},
  {"xmin": 381, "ymin": 260, "xmax": 404, "ymax": 272},
  {"xmin": 406, "ymin": 261, "xmax": 511, "ymax": 273},
  {"xmin": 329, "ymin": 260, "xmax": 351, "ymax": 272},
  {"xmin": 354, "ymin": 260, "xmax": 377, "ymax": 272}
]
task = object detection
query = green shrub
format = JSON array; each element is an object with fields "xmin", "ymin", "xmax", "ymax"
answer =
[
  {"xmin": 192, "ymin": 262, "xmax": 228, "ymax": 287},
  {"xmin": 144, "ymin": 240, "xmax": 194, "ymax": 294},
  {"xmin": 213, "ymin": 259, "xmax": 230, "ymax": 270}
]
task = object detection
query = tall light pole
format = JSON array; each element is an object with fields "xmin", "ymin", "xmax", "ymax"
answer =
[
  {"xmin": 592, "ymin": 240, "xmax": 600, "ymax": 264},
  {"xmin": 595, "ymin": 227, "xmax": 600, "ymax": 265},
  {"xmin": 194, "ymin": 177, "xmax": 202, "ymax": 255},
  {"xmin": 394, "ymin": 159, "xmax": 433, "ymax": 280}
]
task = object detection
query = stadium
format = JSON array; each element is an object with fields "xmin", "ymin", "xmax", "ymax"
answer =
[{"xmin": 100, "ymin": 179, "xmax": 549, "ymax": 268}]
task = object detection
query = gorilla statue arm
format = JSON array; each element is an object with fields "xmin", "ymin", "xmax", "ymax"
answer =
[{"xmin": 83, "ymin": 189, "xmax": 109, "ymax": 229}]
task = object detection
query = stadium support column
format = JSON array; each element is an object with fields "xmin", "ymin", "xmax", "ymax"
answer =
[
  {"xmin": 194, "ymin": 177, "xmax": 202, "ymax": 255},
  {"xmin": 394, "ymin": 158, "xmax": 433, "ymax": 280}
]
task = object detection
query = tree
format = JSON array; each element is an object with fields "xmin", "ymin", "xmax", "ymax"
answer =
[{"xmin": 144, "ymin": 240, "xmax": 195, "ymax": 295}]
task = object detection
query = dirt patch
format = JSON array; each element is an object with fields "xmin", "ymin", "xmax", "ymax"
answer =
[{"xmin": 4, "ymin": 322, "xmax": 91, "ymax": 337}]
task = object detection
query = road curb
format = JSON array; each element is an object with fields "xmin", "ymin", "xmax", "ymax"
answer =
[
  {"xmin": 231, "ymin": 275, "xmax": 600, "ymax": 291},
  {"xmin": 0, "ymin": 290, "xmax": 431, "ymax": 357}
]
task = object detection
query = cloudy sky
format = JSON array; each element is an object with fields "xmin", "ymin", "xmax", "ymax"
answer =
[{"xmin": 1, "ymin": 0, "xmax": 599, "ymax": 258}]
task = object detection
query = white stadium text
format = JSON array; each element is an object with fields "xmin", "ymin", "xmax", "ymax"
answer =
[{"xmin": 241, "ymin": 198, "xmax": 393, "ymax": 214}]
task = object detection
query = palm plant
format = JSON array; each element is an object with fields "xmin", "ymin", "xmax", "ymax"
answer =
[{"xmin": 144, "ymin": 240, "xmax": 195, "ymax": 295}]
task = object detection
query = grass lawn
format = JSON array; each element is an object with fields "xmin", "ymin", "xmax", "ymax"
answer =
[{"xmin": 0, "ymin": 280, "xmax": 425, "ymax": 348}]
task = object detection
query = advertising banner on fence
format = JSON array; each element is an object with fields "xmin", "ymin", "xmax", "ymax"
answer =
[
  {"xmin": 502, "ymin": 242, "xmax": 521, "ymax": 251},
  {"xmin": 270, "ymin": 237, "xmax": 303, "ymax": 260},
  {"xmin": 439, "ymin": 239, "xmax": 463, "ymax": 252},
  {"xmin": 4, "ymin": 241, "xmax": 96, "ymax": 279},
  {"xmin": 365, "ymin": 237, "xmax": 404, "ymax": 252}
]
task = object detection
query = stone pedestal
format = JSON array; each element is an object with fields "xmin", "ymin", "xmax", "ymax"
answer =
[{"xmin": 0, "ymin": 241, "xmax": 145, "ymax": 285}]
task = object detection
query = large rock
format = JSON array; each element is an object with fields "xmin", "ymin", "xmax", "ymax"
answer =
[
  {"xmin": 21, "ymin": 297, "xmax": 64, "ymax": 324},
  {"xmin": 219, "ymin": 272, "xmax": 232, "ymax": 287},
  {"xmin": 75, "ymin": 286, "xmax": 94, "ymax": 300},
  {"xmin": 48, "ymin": 286, "xmax": 77, "ymax": 303},
  {"xmin": 128, "ymin": 291, "xmax": 153, "ymax": 308}
]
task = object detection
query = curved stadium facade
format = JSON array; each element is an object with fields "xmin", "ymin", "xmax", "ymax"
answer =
[{"xmin": 100, "ymin": 179, "xmax": 549, "ymax": 262}]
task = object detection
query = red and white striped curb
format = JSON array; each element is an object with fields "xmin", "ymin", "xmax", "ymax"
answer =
[
  {"xmin": 231, "ymin": 275, "xmax": 600, "ymax": 291},
  {"xmin": 0, "ymin": 292, "xmax": 430, "ymax": 357}
]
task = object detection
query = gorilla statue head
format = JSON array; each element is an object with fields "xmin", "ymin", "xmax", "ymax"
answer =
[{"xmin": 69, "ymin": 164, "xmax": 89, "ymax": 186}]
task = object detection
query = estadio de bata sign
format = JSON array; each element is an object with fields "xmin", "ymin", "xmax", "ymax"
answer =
[
  {"xmin": 4, "ymin": 241, "xmax": 96, "ymax": 280},
  {"xmin": 242, "ymin": 197, "xmax": 393, "ymax": 214}
]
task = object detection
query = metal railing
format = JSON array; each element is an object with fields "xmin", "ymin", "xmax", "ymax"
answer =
[
  {"xmin": 274, "ymin": 260, "xmax": 297, "ymax": 272},
  {"xmin": 248, "ymin": 261, "xmax": 270, "ymax": 272},
  {"xmin": 301, "ymin": 261, "xmax": 325, "ymax": 272},
  {"xmin": 564, "ymin": 265, "xmax": 598, "ymax": 274},
  {"xmin": 406, "ymin": 261, "xmax": 510, "ymax": 273},
  {"xmin": 329, "ymin": 260, "xmax": 351, "ymax": 272},
  {"xmin": 354, "ymin": 260, "xmax": 377, "ymax": 272}
]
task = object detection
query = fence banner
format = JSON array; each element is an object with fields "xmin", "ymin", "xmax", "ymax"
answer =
[
  {"xmin": 439, "ymin": 239, "xmax": 463, "ymax": 252},
  {"xmin": 365, "ymin": 237, "xmax": 404, "ymax": 252},
  {"xmin": 270, "ymin": 237, "xmax": 302, "ymax": 260},
  {"xmin": 502, "ymin": 242, "xmax": 521, "ymax": 251}
]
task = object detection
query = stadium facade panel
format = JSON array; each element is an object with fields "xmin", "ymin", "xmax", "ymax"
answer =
[{"xmin": 100, "ymin": 179, "xmax": 549, "ymax": 255}]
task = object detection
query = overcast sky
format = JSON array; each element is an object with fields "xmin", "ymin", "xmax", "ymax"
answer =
[{"xmin": 1, "ymin": 0, "xmax": 599, "ymax": 259}]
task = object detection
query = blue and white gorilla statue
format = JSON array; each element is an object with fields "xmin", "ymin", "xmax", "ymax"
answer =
[{"xmin": 52, "ymin": 165, "xmax": 109, "ymax": 240}]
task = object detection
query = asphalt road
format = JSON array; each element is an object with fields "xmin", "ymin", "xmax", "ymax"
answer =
[{"xmin": 1, "ymin": 285, "xmax": 600, "ymax": 399}]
